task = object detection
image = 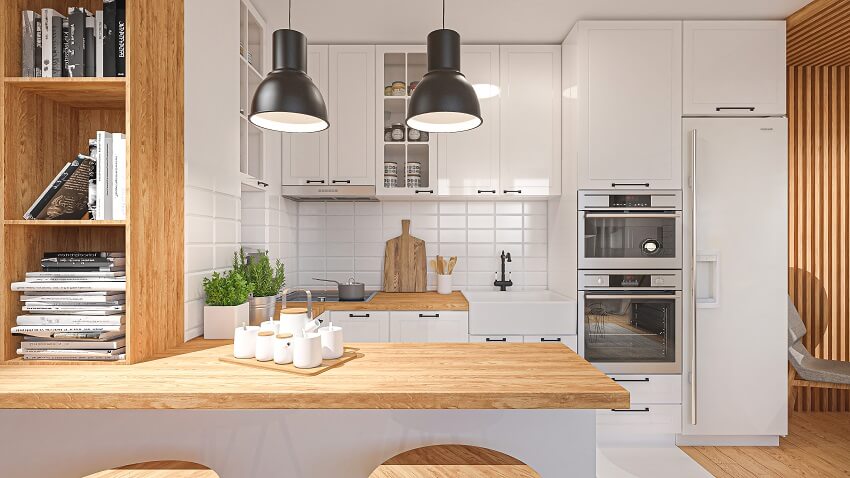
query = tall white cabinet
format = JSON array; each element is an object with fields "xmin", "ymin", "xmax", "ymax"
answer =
[
  {"xmin": 569, "ymin": 21, "xmax": 683, "ymax": 190},
  {"xmin": 683, "ymin": 21, "xmax": 786, "ymax": 116},
  {"xmin": 499, "ymin": 45, "xmax": 562, "ymax": 196},
  {"xmin": 282, "ymin": 45, "xmax": 329, "ymax": 185}
]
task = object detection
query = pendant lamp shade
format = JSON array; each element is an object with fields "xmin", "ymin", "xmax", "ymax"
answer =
[
  {"xmin": 250, "ymin": 29, "xmax": 329, "ymax": 133},
  {"xmin": 406, "ymin": 29, "xmax": 482, "ymax": 133}
]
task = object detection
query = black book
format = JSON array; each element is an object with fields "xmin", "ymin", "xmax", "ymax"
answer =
[
  {"xmin": 21, "ymin": 11, "xmax": 39, "ymax": 77},
  {"xmin": 84, "ymin": 15, "xmax": 96, "ymax": 77},
  {"xmin": 42, "ymin": 257, "xmax": 125, "ymax": 265},
  {"xmin": 41, "ymin": 267, "xmax": 126, "ymax": 273},
  {"xmin": 62, "ymin": 18, "xmax": 70, "ymax": 77},
  {"xmin": 103, "ymin": 0, "xmax": 117, "ymax": 77},
  {"xmin": 34, "ymin": 16, "xmax": 42, "ymax": 77},
  {"xmin": 116, "ymin": 0, "xmax": 126, "ymax": 77},
  {"xmin": 43, "ymin": 252, "xmax": 125, "ymax": 259},
  {"xmin": 67, "ymin": 8, "xmax": 89, "ymax": 77},
  {"xmin": 24, "ymin": 156, "xmax": 95, "ymax": 220}
]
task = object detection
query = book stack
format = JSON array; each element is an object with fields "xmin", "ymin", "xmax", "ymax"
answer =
[
  {"xmin": 24, "ymin": 130, "xmax": 125, "ymax": 221},
  {"xmin": 11, "ymin": 252, "xmax": 127, "ymax": 361},
  {"xmin": 21, "ymin": 1, "xmax": 126, "ymax": 78}
]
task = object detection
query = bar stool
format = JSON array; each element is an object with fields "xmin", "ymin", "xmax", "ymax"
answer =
[
  {"xmin": 369, "ymin": 444, "xmax": 540, "ymax": 477},
  {"xmin": 83, "ymin": 460, "xmax": 219, "ymax": 478}
]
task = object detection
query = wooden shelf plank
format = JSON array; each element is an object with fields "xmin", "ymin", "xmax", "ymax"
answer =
[
  {"xmin": 3, "ymin": 220, "xmax": 126, "ymax": 227},
  {"xmin": 3, "ymin": 78, "xmax": 126, "ymax": 108}
]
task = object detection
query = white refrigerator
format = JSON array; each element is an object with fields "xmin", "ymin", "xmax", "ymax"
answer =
[{"xmin": 680, "ymin": 117, "xmax": 788, "ymax": 443}]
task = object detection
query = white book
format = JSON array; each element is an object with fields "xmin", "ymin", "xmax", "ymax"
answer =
[
  {"xmin": 11, "ymin": 281, "xmax": 127, "ymax": 292},
  {"xmin": 22, "ymin": 305, "xmax": 125, "ymax": 315},
  {"xmin": 17, "ymin": 315, "xmax": 125, "ymax": 326},
  {"xmin": 40, "ymin": 9, "xmax": 64, "ymax": 77},
  {"xmin": 12, "ymin": 324, "xmax": 124, "ymax": 334},
  {"xmin": 22, "ymin": 353, "xmax": 125, "ymax": 361},
  {"xmin": 21, "ymin": 337, "xmax": 125, "ymax": 351},
  {"xmin": 23, "ymin": 291, "xmax": 117, "ymax": 297},
  {"xmin": 95, "ymin": 131, "xmax": 113, "ymax": 220},
  {"xmin": 20, "ymin": 294, "xmax": 126, "ymax": 302},
  {"xmin": 26, "ymin": 277, "xmax": 126, "ymax": 283},
  {"xmin": 19, "ymin": 347, "xmax": 125, "ymax": 358},
  {"xmin": 95, "ymin": 11, "xmax": 104, "ymax": 77},
  {"xmin": 112, "ymin": 133, "xmax": 126, "ymax": 220},
  {"xmin": 27, "ymin": 271, "xmax": 125, "ymax": 278}
]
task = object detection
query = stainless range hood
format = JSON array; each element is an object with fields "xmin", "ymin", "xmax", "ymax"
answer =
[{"xmin": 281, "ymin": 184, "xmax": 377, "ymax": 201}]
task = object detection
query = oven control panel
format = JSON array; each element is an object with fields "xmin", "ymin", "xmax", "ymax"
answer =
[{"xmin": 580, "ymin": 271, "xmax": 682, "ymax": 290}]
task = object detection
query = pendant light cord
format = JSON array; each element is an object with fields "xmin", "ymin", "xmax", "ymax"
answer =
[
  {"xmin": 442, "ymin": 0, "xmax": 445, "ymax": 29},
  {"xmin": 288, "ymin": 0, "xmax": 292, "ymax": 29}
]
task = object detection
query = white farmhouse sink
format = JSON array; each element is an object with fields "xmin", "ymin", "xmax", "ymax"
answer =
[{"xmin": 462, "ymin": 290, "xmax": 577, "ymax": 336}]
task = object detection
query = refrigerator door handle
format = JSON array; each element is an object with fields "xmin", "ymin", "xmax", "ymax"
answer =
[{"xmin": 690, "ymin": 128, "xmax": 698, "ymax": 426}]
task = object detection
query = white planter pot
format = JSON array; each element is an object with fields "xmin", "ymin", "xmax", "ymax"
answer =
[{"xmin": 204, "ymin": 302, "xmax": 249, "ymax": 339}]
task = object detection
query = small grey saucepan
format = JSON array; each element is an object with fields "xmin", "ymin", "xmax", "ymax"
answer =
[{"xmin": 312, "ymin": 277, "xmax": 366, "ymax": 301}]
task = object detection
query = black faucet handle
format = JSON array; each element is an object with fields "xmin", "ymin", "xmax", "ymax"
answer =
[{"xmin": 505, "ymin": 252, "xmax": 512, "ymax": 262}]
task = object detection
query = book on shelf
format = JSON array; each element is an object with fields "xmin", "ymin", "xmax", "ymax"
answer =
[
  {"xmin": 20, "ymin": 293, "xmax": 126, "ymax": 302},
  {"xmin": 112, "ymin": 133, "xmax": 127, "ymax": 220},
  {"xmin": 18, "ymin": 347, "xmax": 126, "ymax": 360},
  {"xmin": 21, "ymin": 11, "xmax": 42, "ymax": 77},
  {"xmin": 95, "ymin": 131, "xmax": 113, "ymax": 220},
  {"xmin": 103, "ymin": 0, "xmax": 117, "ymax": 76},
  {"xmin": 39, "ymin": 268, "xmax": 126, "ymax": 274},
  {"xmin": 26, "ymin": 272, "xmax": 126, "ymax": 280},
  {"xmin": 22, "ymin": 304, "xmax": 125, "ymax": 315},
  {"xmin": 43, "ymin": 252, "xmax": 125, "ymax": 259},
  {"xmin": 21, "ymin": 290, "xmax": 120, "ymax": 296},
  {"xmin": 23, "ymin": 155, "xmax": 95, "ymax": 220},
  {"xmin": 41, "ymin": 256, "xmax": 126, "ymax": 265},
  {"xmin": 67, "ymin": 8, "xmax": 91, "ymax": 77},
  {"xmin": 21, "ymin": 337, "xmax": 126, "ymax": 351},
  {"xmin": 11, "ymin": 281, "xmax": 127, "ymax": 292},
  {"xmin": 95, "ymin": 10, "xmax": 104, "ymax": 77},
  {"xmin": 85, "ymin": 14, "xmax": 96, "ymax": 77},
  {"xmin": 62, "ymin": 17, "xmax": 70, "ymax": 77},
  {"xmin": 11, "ymin": 324, "xmax": 125, "ymax": 335},
  {"xmin": 116, "ymin": 0, "xmax": 126, "ymax": 77},
  {"xmin": 17, "ymin": 315, "xmax": 125, "ymax": 326},
  {"xmin": 41, "ymin": 8, "xmax": 65, "ymax": 78}
]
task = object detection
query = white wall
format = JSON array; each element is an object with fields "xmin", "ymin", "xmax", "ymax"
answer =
[
  {"xmin": 294, "ymin": 200, "xmax": 549, "ymax": 291},
  {"xmin": 240, "ymin": 193, "xmax": 299, "ymax": 289}
]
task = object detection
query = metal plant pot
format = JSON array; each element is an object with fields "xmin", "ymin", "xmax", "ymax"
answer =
[{"xmin": 248, "ymin": 294, "xmax": 278, "ymax": 326}]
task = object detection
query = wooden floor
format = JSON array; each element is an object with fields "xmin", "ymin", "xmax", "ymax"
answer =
[{"xmin": 682, "ymin": 413, "xmax": 850, "ymax": 477}]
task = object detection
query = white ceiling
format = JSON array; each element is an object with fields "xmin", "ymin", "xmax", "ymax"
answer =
[{"xmin": 252, "ymin": 0, "xmax": 809, "ymax": 45}]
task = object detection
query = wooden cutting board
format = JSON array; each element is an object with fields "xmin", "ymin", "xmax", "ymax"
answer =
[{"xmin": 383, "ymin": 219, "xmax": 427, "ymax": 292}]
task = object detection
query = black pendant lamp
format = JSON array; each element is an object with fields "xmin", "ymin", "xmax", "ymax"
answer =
[
  {"xmin": 406, "ymin": 0, "xmax": 482, "ymax": 133},
  {"xmin": 249, "ymin": 0, "xmax": 328, "ymax": 133}
]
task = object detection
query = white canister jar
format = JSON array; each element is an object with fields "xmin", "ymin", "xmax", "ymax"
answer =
[
  {"xmin": 319, "ymin": 325, "xmax": 344, "ymax": 360},
  {"xmin": 255, "ymin": 330, "xmax": 275, "ymax": 361},
  {"xmin": 233, "ymin": 325, "xmax": 260, "ymax": 359},
  {"xmin": 437, "ymin": 274, "xmax": 453, "ymax": 295},
  {"xmin": 292, "ymin": 332, "xmax": 323, "ymax": 369},
  {"xmin": 406, "ymin": 161, "xmax": 421, "ymax": 176},
  {"xmin": 384, "ymin": 174, "xmax": 398, "ymax": 189},
  {"xmin": 279, "ymin": 308, "xmax": 309, "ymax": 336},
  {"xmin": 406, "ymin": 175, "xmax": 422, "ymax": 188},
  {"xmin": 260, "ymin": 319, "xmax": 280, "ymax": 335},
  {"xmin": 384, "ymin": 162, "xmax": 398, "ymax": 175},
  {"xmin": 274, "ymin": 333, "xmax": 294, "ymax": 364}
]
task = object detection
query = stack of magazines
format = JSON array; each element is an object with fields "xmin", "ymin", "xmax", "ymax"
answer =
[{"xmin": 11, "ymin": 252, "xmax": 126, "ymax": 361}]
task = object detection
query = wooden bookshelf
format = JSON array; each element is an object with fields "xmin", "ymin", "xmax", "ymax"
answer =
[{"xmin": 0, "ymin": 0, "xmax": 185, "ymax": 364}]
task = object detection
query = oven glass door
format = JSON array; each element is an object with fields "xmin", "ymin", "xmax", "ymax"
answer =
[
  {"xmin": 581, "ymin": 212, "xmax": 680, "ymax": 267},
  {"xmin": 583, "ymin": 292, "xmax": 677, "ymax": 364}
]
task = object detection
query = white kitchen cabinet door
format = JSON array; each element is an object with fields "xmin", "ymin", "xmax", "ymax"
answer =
[
  {"xmin": 438, "ymin": 45, "xmax": 500, "ymax": 197},
  {"xmin": 390, "ymin": 311, "xmax": 468, "ymax": 343},
  {"xmin": 329, "ymin": 311, "xmax": 389, "ymax": 343},
  {"xmin": 683, "ymin": 21, "xmax": 786, "ymax": 116},
  {"xmin": 523, "ymin": 335, "xmax": 577, "ymax": 352},
  {"xmin": 328, "ymin": 45, "xmax": 376, "ymax": 186},
  {"xmin": 469, "ymin": 335, "xmax": 523, "ymax": 343},
  {"xmin": 576, "ymin": 21, "xmax": 682, "ymax": 190},
  {"xmin": 499, "ymin": 45, "xmax": 561, "ymax": 196},
  {"xmin": 282, "ymin": 45, "xmax": 329, "ymax": 186}
]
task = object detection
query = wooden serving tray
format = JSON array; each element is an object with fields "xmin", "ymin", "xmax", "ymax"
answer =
[{"xmin": 219, "ymin": 347, "xmax": 360, "ymax": 376}]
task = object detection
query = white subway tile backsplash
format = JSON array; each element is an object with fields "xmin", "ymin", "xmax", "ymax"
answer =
[
  {"xmin": 440, "ymin": 215, "xmax": 467, "ymax": 229},
  {"xmin": 185, "ymin": 187, "xmax": 215, "ymax": 216},
  {"xmin": 496, "ymin": 215, "xmax": 523, "ymax": 229},
  {"xmin": 496, "ymin": 202, "xmax": 523, "ymax": 214},
  {"xmin": 299, "ymin": 257, "xmax": 326, "ymax": 271},
  {"xmin": 523, "ymin": 201, "xmax": 547, "ymax": 215},
  {"xmin": 523, "ymin": 215, "xmax": 547, "ymax": 230},
  {"xmin": 299, "ymin": 202, "xmax": 326, "ymax": 215},
  {"xmin": 467, "ymin": 202, "xmax": 495, "ymax": 215},
  {"xmin": 186, "ymin": 245, "xmax": 214, "ymax": 273},
  {"xmin": 412, "ymin": 202, "xmax": 438, "ymax": 215},
  {"xmin": 356, "ymin": 229, "xmax": 384, "ymax": 243},
  {"xmin": 439, "ymin": 201, "xmax": 466, "ymax": 215},
  {"xmin": 215, "ymin": 245, "xmax": 238, "ymax": 269},
  {"xmin": 440, "ymin": 229, "xmax": 467, "ymax": 243},
  {"xmin": 354, "ymin": 215, "xmax": 382, "ymax": 230},
  {"xmin": 355, "ymin": 256, "xmax": 382, "ymax": 271},
  {"xmin": 326, "ymin": 202, "xmax": 354, "ymax": 216},
  {"xmin": 243, "ymin": 225, "xmax": 268, "ymax": 244},
  {"xmin": 411, "ymin": 215, "xmax": 438, "ymax": 229},
  {"xmin": 215, "ymin": 219, "xmax": 239, "ymax": 243},
  {"xmin": 300, "ymin": 242, "xmax": 326, "ymax": 257},
  {"xmin": 412, "ymin": 229, "xmax": 438, "ymax": 243},
  {"xmin": 299, "ymin": 215, "xmax": 325, "ymax": 229},
  {"xmin": 467, "ymin": 229, "xmax": 495, "ymax": 243},
  {"xmin": 468, "ymin": 243, "xmax": 495, "ymax": 257},
  {"xmin": 496, "ymin": 229, "xmax": 523, "ymax": 243},
  {"xmin": 468, "ymin": 215, "xmax": 495, "ymax": 229},
  {"xmin": 439, "ymin": 243, "xmax": 467, "ymax": 257},
  {"xmin": 298, "ymin": 229, "xmax": 325, "ymax": 243},
  {"xmin": 355, "ymin": 243, "xmax": 385, "ymax": 257},
  {"xmin": 355, "ymin": 202, "xmax": 382, "ymax": 216},
  {"xmin": 327, "ymin": 229, "xmax": 355, "ymax": 243},
  {"xmin": 382, "ymin": 202, "xmax": 411, "ymax": 216},
  {"xmin": 524, "ymin": 243, "xmax": 548, "ymax": 257},
  {"xmin": 326, "ymin": 257, "xmax": 355, "ymax": 272},
  {"xmin": 185, "ymin": 216, "xmax": 214, "ymax": 244},
  {"xmin": 241, "ymin": 209, "xmax": 267, "ymax": 226},
  {"xmin": 524, "ymin": 229, "xmax": 547, "ymax": 243},
  {"xmin": 240, "ymin": 191, "xmax": 266, "ymax": 209}
]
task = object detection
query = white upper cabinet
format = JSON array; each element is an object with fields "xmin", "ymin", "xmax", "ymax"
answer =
[
  {"xmin": 328, "ymin": 45, "xmax": 376, "ymax": 186},
  {"xmin": 499, "ymin": 45, "xmax": 561, "ymax": 196},
  {"xmin": 437, "ymin": 45, "xmax": 501, "ymax": 197},
  {"xmin": 282, "ymin": 45, "xmax": 329, "ymax": 186},
  {"xmin": 572, "ymin": 21, "xmax": 682, "ymax": 190},
  {"xmin": 683, "ymin": 21, "xmax": 786, "ymax": 116}
]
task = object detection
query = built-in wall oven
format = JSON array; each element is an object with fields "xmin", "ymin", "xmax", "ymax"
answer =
[
  {"xmin": 578, "ymin": 191, "xmax": 683, "ymax": 270},
  {"xmin": 578, "ymin": 270, "xmax": 682, "ymax": 374}
]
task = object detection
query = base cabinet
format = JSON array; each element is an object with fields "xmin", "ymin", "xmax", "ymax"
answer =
[
  {"xmin": 469, "ymin": 335, "xmax": 523, "ymax": 343},
  {"xmin": 597, "ymin": 405, "xmax": 682, "ymax": 446},
  {"xmin": 389, "ymin": 311, "xmax": 468, "ymax": 343},
  {"xmin": 329, "ymin": 311, "xmax": 389, "ymax": 343}
]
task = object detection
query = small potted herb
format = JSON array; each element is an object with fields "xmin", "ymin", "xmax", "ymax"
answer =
[
  {"xmin": 202, "ymin": 270, "xmax": 252, "ymax": 339},
  {"xmin": 233, "ymin": 249, "xmax": 286, "ymax": 325}
]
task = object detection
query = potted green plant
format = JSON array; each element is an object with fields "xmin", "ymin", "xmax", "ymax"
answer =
[
  {"xmin": 233, "ymin": 249, "xmax": 286, "ymax": 325},
  {"xmin": 202, "ymin": 270, "xmax": 252, "ymax": 339}
]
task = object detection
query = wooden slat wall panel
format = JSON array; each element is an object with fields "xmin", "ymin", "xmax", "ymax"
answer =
[
  {"xmin": 788, "ymin": 65, "xmax": 850, "ymax": 411},
  {"xmin": 787, "ymin": 0, "xmax": 850, "ymax": 66}
]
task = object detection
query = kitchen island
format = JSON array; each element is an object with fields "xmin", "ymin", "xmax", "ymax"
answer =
[{"xmin": 0, "ymin": 343, "xmax": 627, "ymax": 477}]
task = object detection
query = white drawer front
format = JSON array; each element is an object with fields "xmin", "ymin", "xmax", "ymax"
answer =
[
  {"xmin": 608, "ymin": 374, "xmax": 682, "ymax": 404},
  {"xmin": 328, "ymin": 311, "xmax": 390, "ymax": 343},
  {"xmin": 329, "ymin": 311, "xmax": 390, "ymax": 321},
  {"xmin": 390, "ymin": 311, "xmax": 468, "ymax": 321},
  {"xmin": 469, "ymin": 335, "xmax": 523, "ymax": 343},
  {"xmin": 389, "ymin": 311, "xmax": 468, "ymax": 343},
  {"xmin": 597, "ymin": 404, "xmax": 682, "ymax": 445},
  {"xmin": 523, "ymin": 335, "xmax": 578, "ymax": 352}
]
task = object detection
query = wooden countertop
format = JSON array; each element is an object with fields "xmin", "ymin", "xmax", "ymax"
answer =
[
  {"xmin": 281, "ymin": 291, "xmax": 469, "ymax": 314},
  {"xmin": 0, "ymin": 343, "xmax": 629, "ymax": 410}
]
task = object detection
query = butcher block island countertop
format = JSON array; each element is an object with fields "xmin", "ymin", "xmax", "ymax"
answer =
[
  {"xmin": 281, "ymin": 291, "xmax": 469, "ymax": 314},
  {"xmin": 0, "ymin": 343, "xmax": 629, "ymax": 410}
]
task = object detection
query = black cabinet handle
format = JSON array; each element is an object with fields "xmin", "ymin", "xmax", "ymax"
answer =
[
  {"xmin": 332, "ymin": 179, "xmax": 351, "ymax": 184},
  {"xmin": 257, "ymin": 181, "xmax": 268, "ymax": 187},
  {"xmin": 306, "ymin": 180, "xmax": 326, "ymax": 184},
  {"xmin": 612, "ymin": 377, "xmax": 650, "ymax": 383},
  {"xmin": 611, "ymin": 408, "xmax": 650, "ymax": 412},
  {"xmin": 540, "ymin": 337, "xmax": 562, "ymax": 342},
  {"xmin": 611, "ymin": 182, "xmax": 650, "ymax": 188},
  {"xmin": 418, "ymin": 313, "xmax": 440, "ymax": 318},
  {"xmin": 415, "ymin": 189, "xmax": 434, "ymax": 194},
  {"xmin": 503, "ymin": 189, "xmax": 522, "ymax": 194},
  {"xmin": 348, "ymin": 313, "xmax": 370, "ymax": 318},
  {"xmin": 715, "ymin": 106, "xmax": 755, "ymax": 112},
  {"xmin": 486, "ymin": 337, "xmax": 508, "ymax": 342},
  {"xmin": 477, "ymin": 189, "xmax": 496, "ymax": 194}
]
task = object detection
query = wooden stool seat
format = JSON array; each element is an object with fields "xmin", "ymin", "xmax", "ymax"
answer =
[
  {"xmin": 83, "ymin": 460, "xmax": 219, "ymax": 478},
  {"xmin": 370, "ymin": 445, "xmax": 540, "ymax": 478}
]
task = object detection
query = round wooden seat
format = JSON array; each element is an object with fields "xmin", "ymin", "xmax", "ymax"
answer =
[
  {"xmin": 370, "ymin": 444, "xmax": 540, "ymax": 478},
  {"xmin": 82, "ymin": 460, "xmax": 219, "ymax": 478}
]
